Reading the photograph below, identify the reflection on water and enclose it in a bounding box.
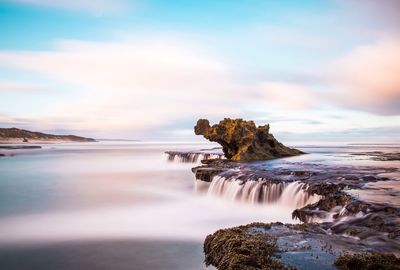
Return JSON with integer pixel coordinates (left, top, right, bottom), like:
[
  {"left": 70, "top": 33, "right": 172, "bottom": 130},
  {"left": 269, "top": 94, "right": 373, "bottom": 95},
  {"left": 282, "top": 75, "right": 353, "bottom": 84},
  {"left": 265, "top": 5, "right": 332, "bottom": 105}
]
[{"left": 0, "top": 142, "right": 399, "bottom": 269}]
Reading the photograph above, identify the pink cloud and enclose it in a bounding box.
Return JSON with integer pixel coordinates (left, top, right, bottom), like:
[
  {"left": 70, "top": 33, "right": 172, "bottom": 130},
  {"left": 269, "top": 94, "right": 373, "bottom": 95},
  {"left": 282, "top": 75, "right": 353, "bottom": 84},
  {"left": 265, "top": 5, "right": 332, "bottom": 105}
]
[
  {"left": 0, "top": 80, "right": 47, "bottom": 93},
  {"left": 258, "top": 82, "right": 315, "bottom": 110},
  {"left": 0, "top": 38, "right": 245, "bottom": 133},
  {"left": 329, "top": 38, "right": 400, "bottom": 114}
]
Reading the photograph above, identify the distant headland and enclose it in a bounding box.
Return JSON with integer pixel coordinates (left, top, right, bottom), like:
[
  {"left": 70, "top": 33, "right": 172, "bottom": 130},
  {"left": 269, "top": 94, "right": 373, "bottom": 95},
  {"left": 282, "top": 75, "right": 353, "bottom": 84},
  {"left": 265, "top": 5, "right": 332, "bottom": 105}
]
[{"left": 0, "top": 128, "right": 96, "bottom": 143}]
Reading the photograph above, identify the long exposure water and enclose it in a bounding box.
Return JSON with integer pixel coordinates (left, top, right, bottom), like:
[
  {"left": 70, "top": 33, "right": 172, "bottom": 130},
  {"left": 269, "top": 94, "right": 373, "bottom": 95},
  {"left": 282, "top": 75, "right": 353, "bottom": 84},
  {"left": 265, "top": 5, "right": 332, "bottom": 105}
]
[{"left": 0, "top": 142, "right": 399, "bottom": 269}]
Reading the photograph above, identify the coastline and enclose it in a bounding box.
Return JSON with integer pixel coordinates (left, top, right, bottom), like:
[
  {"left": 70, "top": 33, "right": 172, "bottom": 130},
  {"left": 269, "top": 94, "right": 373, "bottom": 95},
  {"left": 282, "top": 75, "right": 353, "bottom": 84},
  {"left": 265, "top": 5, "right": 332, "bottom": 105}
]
[{"left": 0, "top": 139, "right": 97, "bottom": 144}]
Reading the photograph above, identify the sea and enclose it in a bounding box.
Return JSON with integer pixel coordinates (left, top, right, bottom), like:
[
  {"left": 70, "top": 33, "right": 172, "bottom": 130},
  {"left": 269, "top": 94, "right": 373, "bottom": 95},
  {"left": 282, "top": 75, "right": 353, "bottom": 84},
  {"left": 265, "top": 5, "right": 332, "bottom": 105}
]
[{"left": 0, "top": 141, "right": 399, "bottom": 269}]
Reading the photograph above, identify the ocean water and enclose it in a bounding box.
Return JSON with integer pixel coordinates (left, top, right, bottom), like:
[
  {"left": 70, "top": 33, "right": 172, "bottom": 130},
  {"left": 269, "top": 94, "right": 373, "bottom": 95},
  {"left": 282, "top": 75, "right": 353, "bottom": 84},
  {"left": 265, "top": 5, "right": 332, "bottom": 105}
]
[{"left": 0, "top": 142, "right": 399, "bottom": 269}]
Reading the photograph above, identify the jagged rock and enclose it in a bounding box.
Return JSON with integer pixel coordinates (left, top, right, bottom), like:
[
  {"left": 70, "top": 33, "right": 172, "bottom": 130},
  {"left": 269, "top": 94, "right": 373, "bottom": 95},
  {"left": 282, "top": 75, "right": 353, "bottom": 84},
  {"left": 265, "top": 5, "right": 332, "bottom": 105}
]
[{"left": 194, "top": 118, "right": 303, "bottom": 161}]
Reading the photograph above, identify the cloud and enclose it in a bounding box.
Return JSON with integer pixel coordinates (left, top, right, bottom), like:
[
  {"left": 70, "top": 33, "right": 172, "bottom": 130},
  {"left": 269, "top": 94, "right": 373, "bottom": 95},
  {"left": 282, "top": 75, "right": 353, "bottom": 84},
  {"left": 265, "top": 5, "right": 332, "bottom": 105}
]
[
  {"left": 328, "top": 38, "right": 400, "bottom": 114},
  {"left": 277, "top": 126, "right": 400, "bottom": 144},
  {"left": 1, "top": 35, "right": 398, "bottom": 140},
  {"left": 250, "top": 24, "right": 336, "bottom": 49},
  {"left": 0, "top": 38, "right": 245, "bottom": 136},
  {"left": 339, "top": 0, "right": 400, "bottom": 31},
  {"left": 260, "top": 37, "right": 400, "bottom": 116},
  {"left": 0, "top": 80, "right": 47, "bottom": 93},
  {"left": 257, "top": 81, "right": 315, "bottom": 110},
  {"left": 8, "top": 0, "right": 130, "bottom": 15}
]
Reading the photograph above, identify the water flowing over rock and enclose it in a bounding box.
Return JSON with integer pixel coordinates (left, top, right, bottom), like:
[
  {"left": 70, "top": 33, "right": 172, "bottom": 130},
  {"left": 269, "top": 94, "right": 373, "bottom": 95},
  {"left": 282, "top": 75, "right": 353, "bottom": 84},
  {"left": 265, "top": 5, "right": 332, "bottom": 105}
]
[
  {"left": 197, "top": 147, "right": 400, "bottom": 269},
  {"left": 194, "top": 118, "right": 303, "bottom": 161},
  {"left": 165, "top": 151, "right": 224, "bottom": 163},
  {"left": 205, "top": 176, "right": 321, "bottom": 208}
]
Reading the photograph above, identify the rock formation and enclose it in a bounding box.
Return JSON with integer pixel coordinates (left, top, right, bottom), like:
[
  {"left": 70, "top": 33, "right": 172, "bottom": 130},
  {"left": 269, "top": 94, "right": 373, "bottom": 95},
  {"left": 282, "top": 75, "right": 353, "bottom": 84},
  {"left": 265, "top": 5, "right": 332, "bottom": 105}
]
[{"left": 194, "top": 118, "right": 303, "bottom": 161}]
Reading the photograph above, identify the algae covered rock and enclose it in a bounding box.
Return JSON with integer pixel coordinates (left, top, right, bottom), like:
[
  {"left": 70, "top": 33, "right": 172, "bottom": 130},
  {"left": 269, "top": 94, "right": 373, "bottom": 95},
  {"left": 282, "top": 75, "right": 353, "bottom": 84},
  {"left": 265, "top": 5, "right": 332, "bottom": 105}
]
[
  {"left": 194, "top": 118, "right": 303, "bottom": 161},
  {"left": 334, "top": 253, "right": 400, "bottom": 270},
  {"left": 204, "top": 224, "right": 296, "bottom": 270}
]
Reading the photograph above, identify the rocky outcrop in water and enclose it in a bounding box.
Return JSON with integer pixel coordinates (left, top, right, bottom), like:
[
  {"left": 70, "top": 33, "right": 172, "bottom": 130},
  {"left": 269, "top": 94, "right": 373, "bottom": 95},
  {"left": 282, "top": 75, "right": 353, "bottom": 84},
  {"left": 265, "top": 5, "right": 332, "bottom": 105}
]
[{"left": 194, "top": 118, "right": 303, "bottom": 161}]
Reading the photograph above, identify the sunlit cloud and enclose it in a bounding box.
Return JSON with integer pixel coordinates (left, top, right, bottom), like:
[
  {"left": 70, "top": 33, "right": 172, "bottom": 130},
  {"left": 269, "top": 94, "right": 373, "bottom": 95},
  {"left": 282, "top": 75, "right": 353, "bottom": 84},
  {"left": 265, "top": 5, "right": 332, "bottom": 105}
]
[
  {"left": 328, "top": 38, "right": 400, "bottom": 114},
  {"left": 1, "top": 0, "right": 400, "bottom": 141},
  {"left": 258, "top": 81, "right": 315, "bottom": 110},
  {"left": 1, "top": 35, "right": 399, "bottom": 140},
  {"left": 0, "top": 38, "right": 246, "bottom": 136}
]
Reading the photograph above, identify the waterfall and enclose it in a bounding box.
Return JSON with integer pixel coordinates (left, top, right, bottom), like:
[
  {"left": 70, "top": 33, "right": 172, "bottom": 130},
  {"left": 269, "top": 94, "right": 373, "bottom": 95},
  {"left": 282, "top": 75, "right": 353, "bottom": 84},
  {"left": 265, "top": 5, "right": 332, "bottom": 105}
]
[
  {"left": 165, "top": 151, "right": 224, "bottom": 163},
  {"left": 205, "top": 176, "right": 321, "bottom": 208}
]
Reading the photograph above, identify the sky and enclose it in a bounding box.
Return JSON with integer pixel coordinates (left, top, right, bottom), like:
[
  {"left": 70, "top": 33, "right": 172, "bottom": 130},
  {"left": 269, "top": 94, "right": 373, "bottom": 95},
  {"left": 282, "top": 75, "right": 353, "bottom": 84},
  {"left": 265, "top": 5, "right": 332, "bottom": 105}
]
[{"left": 0, "top": 0, "right": 399, "bottom": 142}]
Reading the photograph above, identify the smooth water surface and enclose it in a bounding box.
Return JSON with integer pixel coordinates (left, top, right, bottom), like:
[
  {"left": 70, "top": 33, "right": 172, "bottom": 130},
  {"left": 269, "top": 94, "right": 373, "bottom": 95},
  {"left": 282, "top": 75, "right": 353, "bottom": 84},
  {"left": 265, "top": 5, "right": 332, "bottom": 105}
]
[{"left": 0, "top": 142, "right": 399, "bottom": 269}]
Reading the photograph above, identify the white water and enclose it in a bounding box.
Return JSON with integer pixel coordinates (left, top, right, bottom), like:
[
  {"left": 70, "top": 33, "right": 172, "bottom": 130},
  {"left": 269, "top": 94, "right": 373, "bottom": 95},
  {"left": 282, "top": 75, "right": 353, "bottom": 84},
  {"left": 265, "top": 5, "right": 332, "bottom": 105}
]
[
  {"left": 0, "top": 142, "right": 308, "bottom": 247},
  {"left": 165, "top": 152, "right": 224, "bottom": 163},
  {"left": 204, "top": 176, "right": 321, "bottom": 208}
]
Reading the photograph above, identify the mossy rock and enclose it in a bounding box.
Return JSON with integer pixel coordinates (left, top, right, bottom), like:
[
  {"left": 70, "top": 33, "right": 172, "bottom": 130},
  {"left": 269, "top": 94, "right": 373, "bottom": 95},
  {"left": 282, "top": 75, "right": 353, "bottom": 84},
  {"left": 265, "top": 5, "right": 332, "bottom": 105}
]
[
  {"left": 194, "top": 118, "right": 303, "bottom": 162},
  {"left": 334, "top": 253, "right": 400, "bottom": 270},
  {"left": 204, "top": 225, "right": 296, "bottom": 270}
]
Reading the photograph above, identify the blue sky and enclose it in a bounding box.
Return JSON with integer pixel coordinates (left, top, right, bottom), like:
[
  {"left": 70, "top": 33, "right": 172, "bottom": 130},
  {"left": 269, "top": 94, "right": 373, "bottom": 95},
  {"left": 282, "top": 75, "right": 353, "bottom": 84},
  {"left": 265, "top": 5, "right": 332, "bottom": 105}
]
[{"left": 0, "top": 0, "right": 399, "bottom": 142}]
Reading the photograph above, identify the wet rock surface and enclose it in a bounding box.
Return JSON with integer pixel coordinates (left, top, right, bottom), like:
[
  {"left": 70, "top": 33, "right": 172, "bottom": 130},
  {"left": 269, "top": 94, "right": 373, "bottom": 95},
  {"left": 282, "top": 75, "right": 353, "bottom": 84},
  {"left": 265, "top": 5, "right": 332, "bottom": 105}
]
[
  {"left": 204, "top": 223, "right": 296, "bottom": 270},
  {"left": 194, "top": 118, "right": 303, "bottom": 161},
  {"left": 204, "top": 222, "right": 400, "bottom": 270},
  {"left": 0, "top": 145, "right": 42, "bottom": 150},
  {"left": 0, "top": 145, "right": 42, "bottom": 157},
  {"left": 351, "top": 151, "right": 400, "bottom": 161},
  {"left": 190, "top": 149, "right": 400, "bottom": 269},
  {"left": 192, "top": 158, "right": 395, "bottom": 186}
]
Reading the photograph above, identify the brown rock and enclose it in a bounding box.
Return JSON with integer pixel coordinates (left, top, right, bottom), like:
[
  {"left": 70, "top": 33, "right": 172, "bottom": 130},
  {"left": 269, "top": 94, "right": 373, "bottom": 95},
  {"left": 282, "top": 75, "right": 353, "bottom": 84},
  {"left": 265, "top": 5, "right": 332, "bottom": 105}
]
[
  {"left": 194, "top": 118, "right": 303, "bottom": 161},
  {"left": 334, "top": 253, "right": 400, "bottom": 270}
]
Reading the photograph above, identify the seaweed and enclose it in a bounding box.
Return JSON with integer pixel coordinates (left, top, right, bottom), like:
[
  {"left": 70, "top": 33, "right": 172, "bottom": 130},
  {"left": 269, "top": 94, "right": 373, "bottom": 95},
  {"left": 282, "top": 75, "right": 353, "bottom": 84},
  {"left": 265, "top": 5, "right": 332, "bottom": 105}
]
[
  {"left": 204, "top": 225, "right": 296, "bottom": 270},
  {"left": 334, "top": 253, "right": 400, "bottom": 270}
]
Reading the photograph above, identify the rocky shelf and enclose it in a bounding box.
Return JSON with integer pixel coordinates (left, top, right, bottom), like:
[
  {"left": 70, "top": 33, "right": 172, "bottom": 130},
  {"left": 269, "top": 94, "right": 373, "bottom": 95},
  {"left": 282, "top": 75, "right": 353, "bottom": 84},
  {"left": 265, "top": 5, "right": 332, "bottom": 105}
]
[
  {"left": 0, "top": 145, "right": 42, "bottom": 150},
  {"left": 204, "top": 222, "right": 400, "bottom": 270},
  {"left": 192, "top": 151, "right": 400, "bottom": 269}
]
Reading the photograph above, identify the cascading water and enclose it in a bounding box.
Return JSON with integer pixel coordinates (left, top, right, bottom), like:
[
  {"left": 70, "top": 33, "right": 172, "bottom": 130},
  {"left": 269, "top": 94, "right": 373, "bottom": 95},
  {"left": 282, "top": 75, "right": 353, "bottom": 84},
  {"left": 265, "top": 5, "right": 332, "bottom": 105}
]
[
  {"left": 204, "top": 176, "right": 321, "bottom": 208},
  {"left": 165, "top": 151, "right": 224, "bottom": 163}
]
